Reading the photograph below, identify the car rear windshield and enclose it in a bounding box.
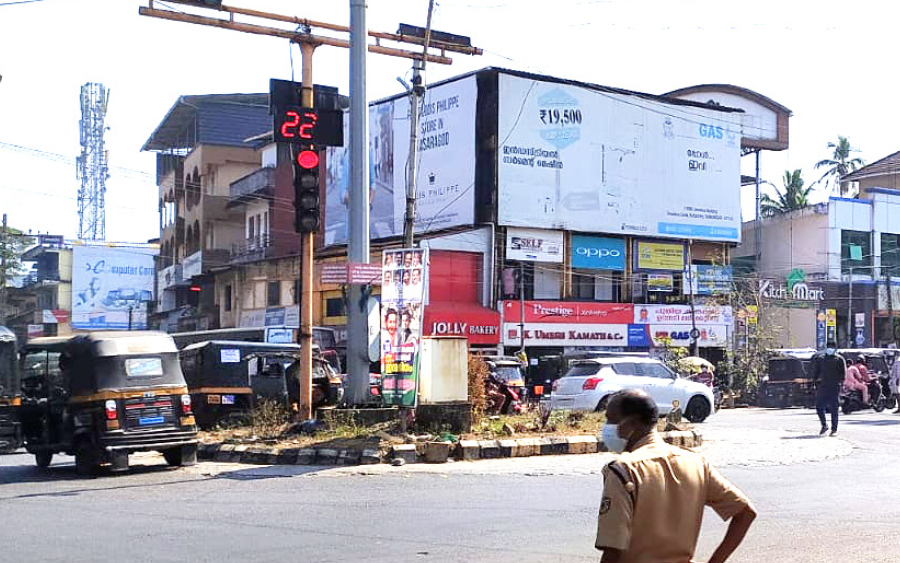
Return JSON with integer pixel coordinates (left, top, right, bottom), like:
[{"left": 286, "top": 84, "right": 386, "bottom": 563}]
[{"left": 565, "top": 363, "right": 606, "bottom": 377}]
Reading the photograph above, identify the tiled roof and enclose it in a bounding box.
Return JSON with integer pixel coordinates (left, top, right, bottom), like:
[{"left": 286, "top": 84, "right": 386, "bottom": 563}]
[{"left": 844, "top": 150, "right": 900, "bottom": 181}]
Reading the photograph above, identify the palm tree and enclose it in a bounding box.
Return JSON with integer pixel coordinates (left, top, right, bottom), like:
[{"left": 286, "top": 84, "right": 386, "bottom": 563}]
[
  {"left": 814, "top": 136, "right": 864, "bottom": 195},
  {"left": 759, "top": 169, "right": 814, "bottom": 217}
]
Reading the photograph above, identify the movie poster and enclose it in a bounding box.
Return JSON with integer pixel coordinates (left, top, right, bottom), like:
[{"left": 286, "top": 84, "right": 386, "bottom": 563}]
[{"left": 380, "top": 248, "right": 428, "bottom": 407}]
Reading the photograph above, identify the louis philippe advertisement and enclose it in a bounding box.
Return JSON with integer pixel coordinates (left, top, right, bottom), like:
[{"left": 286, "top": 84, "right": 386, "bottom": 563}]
[{"left": 380, "top": 248, "right": 428, "bottom": 407}]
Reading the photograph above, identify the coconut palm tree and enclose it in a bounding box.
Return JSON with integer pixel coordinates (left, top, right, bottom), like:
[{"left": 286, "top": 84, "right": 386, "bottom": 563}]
[
  {"left": 814, "top": 136, "right": 864, "bottom": 195},
  {"left": 760, "top": 169, "right": 814, "bottom": 217}
]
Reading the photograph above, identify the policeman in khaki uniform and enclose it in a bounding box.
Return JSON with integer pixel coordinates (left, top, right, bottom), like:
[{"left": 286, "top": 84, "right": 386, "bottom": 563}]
[{"left": 596, "top": 390, "right": 757, "bottom": 563}]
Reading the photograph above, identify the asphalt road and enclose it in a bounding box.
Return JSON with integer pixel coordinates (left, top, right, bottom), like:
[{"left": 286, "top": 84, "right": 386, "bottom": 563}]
[{"left": 2, "top": 407, "right": 899, "bottom": 563}]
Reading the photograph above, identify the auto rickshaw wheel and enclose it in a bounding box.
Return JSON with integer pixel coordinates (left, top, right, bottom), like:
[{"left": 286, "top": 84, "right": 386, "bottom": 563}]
[
  {"left": 34, "top": 451, "right": 53, "bottom": 468},
  {"left": 74, "top": 444, "right": 98, "bottom": 477},
  {"left": 163, "top": 445, "right": 196, "bottom": 467}
]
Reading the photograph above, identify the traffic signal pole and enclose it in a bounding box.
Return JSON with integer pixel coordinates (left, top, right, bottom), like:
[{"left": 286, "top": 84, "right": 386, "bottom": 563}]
[
  {"left": 140, "top": 0, "right": 481, "bottom": 409},
  {"left": 298, "top": 42, "right": 316, "bottom": 420}
]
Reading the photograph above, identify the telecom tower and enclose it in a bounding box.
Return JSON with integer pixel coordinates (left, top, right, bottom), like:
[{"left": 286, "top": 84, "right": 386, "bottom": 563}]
[{"left": 76, "top": 83, "right": 110, "bottom": 241}]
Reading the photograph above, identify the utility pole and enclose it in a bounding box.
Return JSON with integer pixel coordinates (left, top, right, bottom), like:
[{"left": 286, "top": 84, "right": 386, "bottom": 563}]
[
  {"left": 848, "top": 265, "right": 854, "bottom": 349},
  {"left": 402, "top": 0, "right": 435, "bottom": 248},
  {"left": 0, "top": 214, "right": 6, "bottom": 323},
  {"left": 140, "top": 0, "right": 481, "bottom": 409},
  {"left": 346, "top": 0, "right": 370, "bottom": 406}
]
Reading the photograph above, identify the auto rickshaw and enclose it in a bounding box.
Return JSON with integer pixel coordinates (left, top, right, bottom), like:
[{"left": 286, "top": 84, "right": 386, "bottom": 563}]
[
  {"left": 758, "top": 349, "right": 817, "bottom": 408},
  {"left": 19, "top": 332, "right": 198, "bottom": 475},
  {"left": 179, "top": 340, "right": 344, "bottom": 428},
  {"left": 0, "top": 326, "right": 22, "bottom": 452}
]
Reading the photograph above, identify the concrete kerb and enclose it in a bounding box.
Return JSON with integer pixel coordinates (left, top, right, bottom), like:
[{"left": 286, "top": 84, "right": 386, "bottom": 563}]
[{"left": 196, "top": 430, "right": 703, "bottom": 467}]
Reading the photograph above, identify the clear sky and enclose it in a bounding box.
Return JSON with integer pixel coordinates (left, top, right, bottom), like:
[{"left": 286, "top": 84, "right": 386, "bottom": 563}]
[{"left": 1, "top": 0, "right": 897, "bottom": 243}]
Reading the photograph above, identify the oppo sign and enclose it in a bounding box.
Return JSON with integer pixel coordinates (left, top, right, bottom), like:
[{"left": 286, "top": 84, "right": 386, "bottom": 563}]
[{"left": 570, "top": 235, "right": 626, "bottom": 271}]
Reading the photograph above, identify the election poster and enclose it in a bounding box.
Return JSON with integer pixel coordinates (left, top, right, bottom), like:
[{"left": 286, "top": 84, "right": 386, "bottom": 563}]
[{"left": 380, "top": 248, "right": 428, "bottom": 407}]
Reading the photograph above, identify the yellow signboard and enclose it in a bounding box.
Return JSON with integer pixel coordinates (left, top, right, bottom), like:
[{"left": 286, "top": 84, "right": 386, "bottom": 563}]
[
  {"left": 825, "top": 309, "right": 837, "bottom": 327},
  {"left": 635, "top": 241, "right": 686, "bottom": 271},
  {"left": 746, "top": 305, "right": 758, "bottom": 325}
]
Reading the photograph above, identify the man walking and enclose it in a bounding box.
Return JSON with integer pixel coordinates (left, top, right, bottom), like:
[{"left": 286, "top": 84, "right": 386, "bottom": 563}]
[
  {"left": 595, "top": 390, "right": 756, "bottom": 563},
  {"left": 813, "top": 342, "right": 846, "bottom": 436}
]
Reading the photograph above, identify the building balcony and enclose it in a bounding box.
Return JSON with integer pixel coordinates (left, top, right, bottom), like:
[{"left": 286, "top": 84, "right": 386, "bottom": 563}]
[
  {"left": 231, "top": 235, "right": 273, "bottom": 265},
  {"left": 229, "top": 167, "right": 275, "bottom": 203},
  {"left": 182, "top": 249, "right": 232, "bottom": 279}
]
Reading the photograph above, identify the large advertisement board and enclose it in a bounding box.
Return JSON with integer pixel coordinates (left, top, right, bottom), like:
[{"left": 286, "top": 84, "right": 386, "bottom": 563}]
[
  {"left": 380, "top": 248, "right": 428, "bottom": 407},
  {"left": 72, "top": 245, "right": 157, "bottom": 330},
  {"left": 497, "top": 73, "right": 742, "bottom": 242},
  {"left": 324, "top": 76, "right": 477, "bottom": 246}
]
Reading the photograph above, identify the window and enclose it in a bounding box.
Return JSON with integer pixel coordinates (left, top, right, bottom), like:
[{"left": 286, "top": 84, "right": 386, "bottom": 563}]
[
  {"left": 611, "top": 362, "right": 637, "bottom": 375},
  {"left": 293, "top": 279, "right": 300, "bottom": 305},
  {"left": 564, "top": 363, "right": 606, "bottom": 377},
  {"left": 642, "top": 362, "right": 675, "bottom": 379},
  {"left": 267, "top": 281, "right": 281, "bottom": 307},
  {"left": 533, "top": 265, "right": 561, "bottom": 299},
  {"left": 842, "top": 230, "right": 872, "bottom": 274},
  {"left": 572, "top": 269, "right": 618, "bottom": 301},
  {"left": 248, "top": 216, "right": 255, "bottom": 243},
  {"left": 882, "top": 233, "right": 900, "bottom": 274},
  {"left": 125, "top": 358, "right": 164, "bottom": 377},
  {"left": 325, "top": 297, "right": 346, "bottom": 317},
  {"left": 224, "top": 285, "right": 232, "bottom": 312}
]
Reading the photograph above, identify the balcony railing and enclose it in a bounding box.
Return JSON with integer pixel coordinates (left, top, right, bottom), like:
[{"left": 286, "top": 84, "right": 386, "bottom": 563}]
[
  {"left": 231, "top": 235, "right": 272, "bottom": 264},
  {"left": 230, "top": 167, "right": 275, "bottom": 200}
]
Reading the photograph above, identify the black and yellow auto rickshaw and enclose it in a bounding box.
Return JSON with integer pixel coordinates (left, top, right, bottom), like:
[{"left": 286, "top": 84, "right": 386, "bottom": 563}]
[
  {"left": 0, "top": 326, "right": 22, "bottom": 452},
  {"left": 179, "top": 340, "right": 344, "bottom": 428},
  {"left": 758, "top": 349, "right": 817, "bottom": 408},
  {"left": 19, "top": 331, "right": 198, "bottom": 475}
]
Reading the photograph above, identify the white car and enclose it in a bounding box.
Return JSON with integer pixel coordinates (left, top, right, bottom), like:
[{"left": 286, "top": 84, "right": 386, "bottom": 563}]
[{"left": 549, "top": 357, "right": 715, "bottom": 422}]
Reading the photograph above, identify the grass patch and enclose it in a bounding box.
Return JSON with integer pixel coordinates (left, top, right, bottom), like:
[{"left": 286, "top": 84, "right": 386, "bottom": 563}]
[{"left": 469, "top": 410, "right": 606, "bottom": 440}]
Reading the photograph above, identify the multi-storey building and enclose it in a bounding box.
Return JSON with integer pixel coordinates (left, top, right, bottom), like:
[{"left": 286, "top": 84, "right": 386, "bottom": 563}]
[
  {"left": 4, "top": 236, "right": 73, "bottom": 341},
  {"left": 144, "top": 93, "right": 269, "bottom": 331}
]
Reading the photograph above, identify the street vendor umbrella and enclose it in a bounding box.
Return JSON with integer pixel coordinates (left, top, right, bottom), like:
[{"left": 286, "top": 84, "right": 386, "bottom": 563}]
[{"left": 676, "top": 356, "right": 715, "bottom": 374}]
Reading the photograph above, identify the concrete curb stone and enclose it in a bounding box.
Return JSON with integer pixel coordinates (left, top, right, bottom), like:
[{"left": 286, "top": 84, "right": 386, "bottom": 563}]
[
  {"left": 196, "top": 428, "right": 703, "bottom": 467},
  {"left": 478, "top": 440, "right": 501, "bottom": 459},
  {"left": 390, "top": 444, "right": 418, "bottom": 464}
]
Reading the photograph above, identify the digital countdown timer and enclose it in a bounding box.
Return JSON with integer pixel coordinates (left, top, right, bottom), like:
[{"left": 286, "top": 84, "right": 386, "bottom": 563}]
[{"left": 273, "top": 107, "right": 344, "bottom": 147}]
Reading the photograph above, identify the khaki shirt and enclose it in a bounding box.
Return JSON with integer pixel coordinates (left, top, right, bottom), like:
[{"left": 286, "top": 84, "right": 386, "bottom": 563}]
[{"left": 595, "top": 432, "right": 753, "bottom": 563}]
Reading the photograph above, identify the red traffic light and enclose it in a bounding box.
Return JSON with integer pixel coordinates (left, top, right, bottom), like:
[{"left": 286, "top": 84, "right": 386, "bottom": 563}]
[{"left": 297, "top": 150, "right": 319, "bottom": 169}]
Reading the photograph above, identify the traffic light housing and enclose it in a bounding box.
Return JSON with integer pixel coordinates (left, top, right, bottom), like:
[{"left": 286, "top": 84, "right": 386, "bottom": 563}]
[{"left": 294, "top": 147, "right": 321, "bottom": 233}]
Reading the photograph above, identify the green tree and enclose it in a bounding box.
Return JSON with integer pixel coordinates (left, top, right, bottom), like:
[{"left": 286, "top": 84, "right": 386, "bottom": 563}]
[
  {"left": 0, "top": 222, "right": 33, "bottom": 322},
  {"left": 759, "top": 169, "right": 814, "bottom": 217},
  {"left": 814, "top": 136, "right": 865, "bottom": 195}
]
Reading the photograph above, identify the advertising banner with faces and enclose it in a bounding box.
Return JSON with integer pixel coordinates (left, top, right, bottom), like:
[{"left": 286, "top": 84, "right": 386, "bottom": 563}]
[{"left": 380, "top": 248, "right": 428, "bottom": 407}]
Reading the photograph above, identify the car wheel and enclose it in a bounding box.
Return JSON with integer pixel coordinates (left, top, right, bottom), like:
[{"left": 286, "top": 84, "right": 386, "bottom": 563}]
[
  {"left": 595, "top": 395, "right": 609, "bottom": 413},
  {"left": 685, "top": 396, "right": 711, "bottom": 423},
  {"left": 34, "top": 451, "right": 53, "bottom": 468}
]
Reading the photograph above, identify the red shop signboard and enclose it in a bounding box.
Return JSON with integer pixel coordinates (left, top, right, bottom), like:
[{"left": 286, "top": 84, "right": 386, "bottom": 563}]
[
  {"left": 423, "top": 303, "right": 501, "bottom": 345},
  {"left": 501, "top": 300, "right": 634, "bottom": 325}
]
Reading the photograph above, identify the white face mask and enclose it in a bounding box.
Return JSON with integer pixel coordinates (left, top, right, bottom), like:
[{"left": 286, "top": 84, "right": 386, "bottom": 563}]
[
  {"left": 825, "top": 348, "right": 836, "bottom": 356},
  {"left": 602, "top": 423, "right": 629, "bottom": 454}
]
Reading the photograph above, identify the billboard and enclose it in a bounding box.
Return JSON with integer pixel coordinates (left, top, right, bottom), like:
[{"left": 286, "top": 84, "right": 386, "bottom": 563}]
[
  {"left": 506, "top": 228, "right": 564, "bottom": 262},
  {"left": 324, "top": 75, "right": 477, "bottom": 245},
  {"left": 497, "top": 73, "right": 742, "bottom": 242},
  {"left": 72, "top": 245, "right": 157, "bottom": 330},
  {"left": 570, "top": 235, "right": 626, "bottom": 271},
  {"left": 380, "top": 248, "right": 428, "bottom": 407}
]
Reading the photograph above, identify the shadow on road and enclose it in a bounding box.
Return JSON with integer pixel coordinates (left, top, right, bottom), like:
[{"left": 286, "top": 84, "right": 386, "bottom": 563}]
[
  {"left": 0, "top": 453, "right": 341, "bottom": 498},
  {"left": 779, "top": 434, "right": 824, "bottom": 440},
  {"left": 840, "top": 418, "right": 900, "bottom": 427}
]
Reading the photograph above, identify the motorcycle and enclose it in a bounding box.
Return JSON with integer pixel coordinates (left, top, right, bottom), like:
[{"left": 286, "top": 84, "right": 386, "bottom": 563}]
[
  {"left": 840, "top": 374, "right": 895, "bottom": 414},
  {"left": 485, "top": 373, "right": 523, "bottom": 415}
]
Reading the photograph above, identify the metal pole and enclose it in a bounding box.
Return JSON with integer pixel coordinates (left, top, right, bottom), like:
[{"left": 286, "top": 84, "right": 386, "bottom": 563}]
[
  {"left": 347, "top": 0, "right": 371, "bottom": 405},
  {"left": 848, "top": 266, "right": 854, "bottom": 348},
  {"left": 519, "top": 262, "right": 525, "bottom": 353},
  {"left": 687, "top": 241, "right": 698, "bottom": 357},
  {"left": 297, "top": 43, "right": 316, "bottom": 420},
  {"left": 402, "top": 0, "right": 435, "bottom": 248},
  {"left": 754, "top": 150, "right": 761, "bottom": 272}
]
